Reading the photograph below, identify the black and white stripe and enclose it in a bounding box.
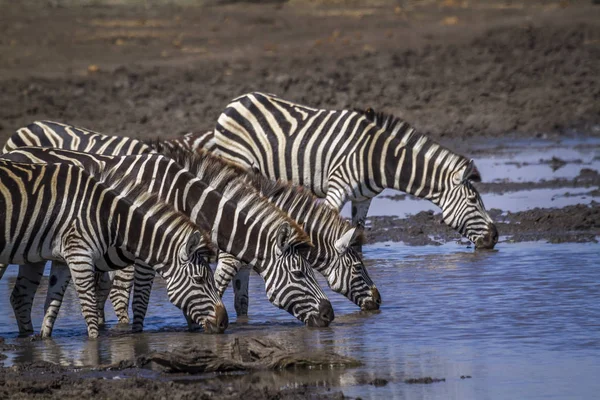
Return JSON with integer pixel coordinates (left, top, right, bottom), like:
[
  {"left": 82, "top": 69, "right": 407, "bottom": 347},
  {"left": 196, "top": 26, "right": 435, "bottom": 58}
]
[
  {"left": 1, "top": 146, "right": 334, "bottom": 328},
  {"left": 214, "top": 92, "right": 498, "bottom": 249},
  {"left": 0, "top": 159, "right": 225, "bottom": 338},
  {"left": 152, "top": 143, "right": 382, "bottom": 314}
]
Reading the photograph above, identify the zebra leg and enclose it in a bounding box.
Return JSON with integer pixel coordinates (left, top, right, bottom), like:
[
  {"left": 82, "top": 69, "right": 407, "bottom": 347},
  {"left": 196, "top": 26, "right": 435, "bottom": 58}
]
[
  {"left": 10, "top": 262, "right": 46, "bottom": 337},
  {"left": 66, "top": 259, "right": 100, "bottom": 338},
  {"left": 41, "top": 261, "right": 72, "bottom": 338},
  {"left": 232, "top": 265, "right": 251, "bottom": 318},
  {"left": 131, "top": 263, "right": 155, "bottom": 333},
  {"left": 214, "top": 252, "right": 243, "bottom": 297},
  {"left": 351, "top": 199, "right": 372, "bottom": 253},
  {"left": 95, "top": 271, "right": 113, "bottom": 326},
  {"left": 214, "top": 252, "right": 251, "bottom": 317},
  {"left": 0, "top": 263, "right": 7, "bottom": 280},
  {"left": 109, "top": 266, "right": 134, "bottom": 324}
]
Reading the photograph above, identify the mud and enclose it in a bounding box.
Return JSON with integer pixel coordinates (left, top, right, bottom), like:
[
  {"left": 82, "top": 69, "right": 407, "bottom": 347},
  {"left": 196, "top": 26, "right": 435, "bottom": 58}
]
[
  {"left": 1, "top": 337, "right": 356, "bottom": 399},
  {"left": 133, "top": 337, "right": 361, "bottom": 373},
  {"left": 1, "top": 0, "right": 599, "bottom": 398},
  {"left": 1, "top": 0, "right": 599, "bottom": 143},
  {"left": 367, "top": 203, "right": 599, "bottom": 246}
]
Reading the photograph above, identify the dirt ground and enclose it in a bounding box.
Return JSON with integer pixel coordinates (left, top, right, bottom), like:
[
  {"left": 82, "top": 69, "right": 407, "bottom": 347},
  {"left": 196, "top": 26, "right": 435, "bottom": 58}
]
[{"left": 0, "top": 0, "right": 599, "bottom": 398}]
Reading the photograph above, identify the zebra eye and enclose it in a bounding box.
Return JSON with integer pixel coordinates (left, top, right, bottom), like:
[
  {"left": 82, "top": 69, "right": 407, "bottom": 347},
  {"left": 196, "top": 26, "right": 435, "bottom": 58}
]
[
  {"left": 291, "top": 270, "right": 305, "bottom": 279},
  {"left": 352, "top": 264, "right": 363, "bottom": 273},
  {"left": 193, "top": 275, "right": 206, "bottom": 285},
  {"left": 467, "top": 194, "right": 478, "bottom": 205}
]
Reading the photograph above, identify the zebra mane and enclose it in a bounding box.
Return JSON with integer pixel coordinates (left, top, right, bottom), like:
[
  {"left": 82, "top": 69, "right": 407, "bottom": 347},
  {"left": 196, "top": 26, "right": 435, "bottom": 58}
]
[
  {"left": 149, "top": 141, "right": 362, "bottom": 249},
  {"left": 97, "top": 163, "right": 214, "bottom": 255},
  {"left": 354, "top": 107, "right": 472, "bottom": 172},
  {"left": 145, "top": 139, "right": 313, "bottom": 248}
]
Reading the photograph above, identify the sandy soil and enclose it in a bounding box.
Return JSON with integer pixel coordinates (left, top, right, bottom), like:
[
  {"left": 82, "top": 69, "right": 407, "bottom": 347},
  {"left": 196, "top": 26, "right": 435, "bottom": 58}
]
[{"left": 0, "top": 0, "right": 599, "bottom": 398}]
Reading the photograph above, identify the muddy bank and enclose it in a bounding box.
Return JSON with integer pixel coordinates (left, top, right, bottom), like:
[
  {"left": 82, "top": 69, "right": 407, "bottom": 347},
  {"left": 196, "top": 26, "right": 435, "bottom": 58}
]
[
  {"left": 367, "top": 203, "right": 600, "bottom": 246},
  {"left": 0, "top": 337, "right": 358, "bottom": 399},
  {"left": 0, "top": 365, "right": 347, "bottom": 400},
  {"left": 1, "top": 1, "right": 599, "bottom": 144}
]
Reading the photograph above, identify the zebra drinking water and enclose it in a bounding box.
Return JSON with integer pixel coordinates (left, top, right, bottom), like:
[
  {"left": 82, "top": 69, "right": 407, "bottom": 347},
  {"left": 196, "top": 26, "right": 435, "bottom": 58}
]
[
  {"left": 1, "top": 146, "right": 334, "bottom": 332},
  {"left": 0, "top": 160, "right": 225, "bottom": 338},
  {"left": 212, "top": 92, "right": 498, "bottom": 249},
  {"left": 149, "top": 142, "right": 382, "bottom": 316}
]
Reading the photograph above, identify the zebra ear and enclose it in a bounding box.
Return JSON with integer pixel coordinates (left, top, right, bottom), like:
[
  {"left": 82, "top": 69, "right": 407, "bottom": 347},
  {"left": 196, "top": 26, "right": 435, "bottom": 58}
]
[
  {"left": 185, "top": 231, "right": 203, "bottom": 257},
  {"left": 334, "top": 227, "right": 358, "bottom": 254},
  {"left": 462, "top": 160, "right": 482, "bottom": 183},
  {"left": 276, "top": 222, "right": 292, "bottom": 254}
]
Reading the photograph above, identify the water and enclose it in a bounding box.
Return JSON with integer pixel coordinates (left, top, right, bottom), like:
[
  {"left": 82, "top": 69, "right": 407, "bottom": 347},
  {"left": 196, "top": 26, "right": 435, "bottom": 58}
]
[
  {"left": 340, "top": 137, "right": 600, "bottom": 218},
  {"left": 1, "top": 242, "right": 599, "bottom": 399}
]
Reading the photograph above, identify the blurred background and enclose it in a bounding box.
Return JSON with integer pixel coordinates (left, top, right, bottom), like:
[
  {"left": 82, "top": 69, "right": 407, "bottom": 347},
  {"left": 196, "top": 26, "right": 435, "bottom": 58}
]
[{"left": 1, "top": 0, "right": 598, "bottom": 143}]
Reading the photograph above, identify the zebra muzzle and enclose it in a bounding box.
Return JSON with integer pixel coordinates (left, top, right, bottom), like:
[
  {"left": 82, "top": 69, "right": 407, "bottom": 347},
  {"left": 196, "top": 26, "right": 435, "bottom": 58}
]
[
  {"left": 204, "top": 303, "right": 229, "bottom": 334},
  {"left": 361, "top": 287, "right": 382, "bottom": 311},
  {"left": 306, "top": 299, "right": 335, "bottom": 327},
  {"left": 475, "top": 223, "right": 499, "bottom": 250}
]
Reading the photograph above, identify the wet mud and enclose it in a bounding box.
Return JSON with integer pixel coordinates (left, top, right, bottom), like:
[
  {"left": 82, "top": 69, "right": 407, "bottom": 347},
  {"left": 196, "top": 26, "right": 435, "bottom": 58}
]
[{"left": 1, "top": 0, "right": 599, "bottom": 398}]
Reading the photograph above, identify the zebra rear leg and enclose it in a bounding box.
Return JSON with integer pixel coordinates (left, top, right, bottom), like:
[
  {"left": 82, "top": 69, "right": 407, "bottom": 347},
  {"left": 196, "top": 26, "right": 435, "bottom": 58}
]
[
  {"left": 109, "top": 266, "right": 134, "bottom": 324},
  {"left": 351, "top": 199, "right": 372, "bottom": 254},
  {"left": 95, "top": 271, "right": 113, "bottom": 326},
  {"left": 10, "top": 262, "right": 46, "bottom": 337},
  {"left": 65, "top": 258, "right": 101, "bottom": 338},
  {"left": 131, "top": 263, "right": 155, "bottom": 333},
  {"left": 41, "top": 261, "right": 72, "bottom": 338}
]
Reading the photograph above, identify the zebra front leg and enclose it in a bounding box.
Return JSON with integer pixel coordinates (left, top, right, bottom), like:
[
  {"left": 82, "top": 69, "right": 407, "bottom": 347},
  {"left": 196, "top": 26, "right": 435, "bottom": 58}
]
[
  {"left": 41, "top": 261, "right": 72, "bottom": 338},
  {"left": 351, "top": 199, "right": 372, "bottom": 253},
  {"left": 131, "top": 263, "right": 155, "bottom": 333},
  {"left": 233, "top": 265, "right": 251, "bottom": 318},
  {"left": 95, "top": 271, "right": 113, "bottom": 326},
  {"left": 214, "top": 252, "right": 248, "bottom": 317},
  {"left": 10, "top": 262, "right": 46, "bottom": 337},
  {"left": 0, "top": 263, "right": 7, "bottom": 280},
  {"left": 109, "top": 266, "right": 134, "bottom": 324}
]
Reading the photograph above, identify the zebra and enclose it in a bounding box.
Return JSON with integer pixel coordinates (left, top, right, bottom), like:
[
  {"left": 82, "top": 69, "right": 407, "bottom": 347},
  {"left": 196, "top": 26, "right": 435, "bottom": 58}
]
[
  {"left": 4, "top": 123, "right": 381, "bottom": 320},
  {"left": 0, "top": 159, "right": 226, "bottom": 338},
  {"left": 2, "top": 120, "right": 154, "bottom": 155},
  {"left": 1, "top": 120, "right": 157, "bottom": 324},
  {"left": 212, "top": 92, "right": 498, "bottom": 249},
  {"left": 0, "top": 146, "right": 334, "bottom": 332},
  {"left": 150, "top": 141, "right": 382, "bottom": 316}
]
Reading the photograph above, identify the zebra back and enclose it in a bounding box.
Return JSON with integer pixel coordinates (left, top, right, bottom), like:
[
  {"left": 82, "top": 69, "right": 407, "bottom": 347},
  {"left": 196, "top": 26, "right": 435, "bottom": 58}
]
[{"left": 3, "top": 120, "right": 154, "bottom": 155}]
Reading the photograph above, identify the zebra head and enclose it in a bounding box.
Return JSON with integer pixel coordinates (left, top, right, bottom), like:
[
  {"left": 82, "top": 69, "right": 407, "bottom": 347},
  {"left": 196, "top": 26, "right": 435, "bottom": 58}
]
[
  {"left": 166, "top": 231, "right": 229, "bottom": 334},
  {"left": 259, "top": 222, "right": 335, "bottom": 327},
  {"left": 320, "top": 227, "right": 381, "bottom": 311},
  {"left": 437, "top": 160, "right": 498, "bottom": 249}
]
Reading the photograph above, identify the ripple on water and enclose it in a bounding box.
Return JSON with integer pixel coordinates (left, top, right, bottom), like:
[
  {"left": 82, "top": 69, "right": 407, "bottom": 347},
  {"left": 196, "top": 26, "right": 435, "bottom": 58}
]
[{"left": 1, "top": 241, "right": 599, "bottom": 399}]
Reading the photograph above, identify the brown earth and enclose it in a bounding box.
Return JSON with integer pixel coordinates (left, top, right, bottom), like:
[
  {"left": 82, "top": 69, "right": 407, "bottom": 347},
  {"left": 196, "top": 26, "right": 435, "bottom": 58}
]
[{"left": 1, "top": 0, "right": 599, "bottom": 398}]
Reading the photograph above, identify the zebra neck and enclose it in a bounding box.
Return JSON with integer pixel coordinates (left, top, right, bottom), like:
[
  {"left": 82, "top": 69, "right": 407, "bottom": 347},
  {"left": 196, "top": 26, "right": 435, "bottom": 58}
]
[
  {"left": 109, "top": 193, "right": 183, "bottom": 273},
  {"left": 264, "top": 185, "right": 344, "bottom": 268},
  {"left": 381, "top": 127, "right": 468, "bottom": 202}
]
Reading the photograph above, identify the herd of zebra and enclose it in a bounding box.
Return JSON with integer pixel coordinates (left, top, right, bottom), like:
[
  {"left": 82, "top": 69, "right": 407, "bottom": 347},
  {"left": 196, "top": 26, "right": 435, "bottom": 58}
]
[{"left": 0, "top": 91, "right": 498, "bottom": 338}]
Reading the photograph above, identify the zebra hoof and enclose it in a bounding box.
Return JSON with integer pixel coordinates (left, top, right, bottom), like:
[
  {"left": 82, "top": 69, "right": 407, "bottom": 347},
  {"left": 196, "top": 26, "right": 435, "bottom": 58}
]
[
  {"left": 87, "top": 329, "right": 99, "bottom": 339},
  {"left": 17, "top": 330, "right": 34, "bottom": 338},
  {"left": 131, "top": 324, "right": 144, "bottom": 333}
]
